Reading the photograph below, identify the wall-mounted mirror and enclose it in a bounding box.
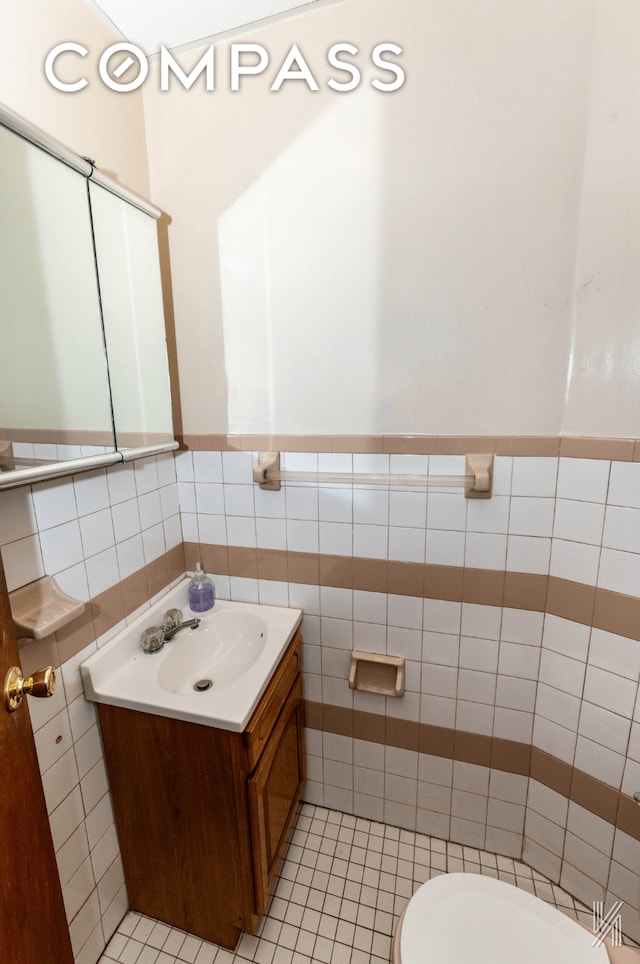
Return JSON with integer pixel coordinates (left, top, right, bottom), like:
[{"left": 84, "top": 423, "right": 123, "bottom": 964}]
[{"left": 0, "top": 105, "right": 176, "bottom": 489}]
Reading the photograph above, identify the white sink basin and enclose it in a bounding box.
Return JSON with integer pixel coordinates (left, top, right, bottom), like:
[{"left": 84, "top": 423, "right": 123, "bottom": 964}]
[{"left": 81, "top": 579, "right": 302, "bottom": 731}]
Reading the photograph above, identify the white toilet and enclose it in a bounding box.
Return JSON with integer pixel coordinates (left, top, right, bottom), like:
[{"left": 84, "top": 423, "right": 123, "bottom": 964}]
[{"left": 392, "top": 872, "right": 614, "bottom": 964}]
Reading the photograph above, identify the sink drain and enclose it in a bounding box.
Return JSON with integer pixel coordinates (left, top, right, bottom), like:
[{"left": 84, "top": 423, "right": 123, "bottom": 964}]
[{"left": 194, "top": 679, "right": 213, "bottom": 692}]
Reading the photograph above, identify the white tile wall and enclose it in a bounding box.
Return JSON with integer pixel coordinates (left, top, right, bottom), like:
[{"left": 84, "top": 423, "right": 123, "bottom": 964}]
[{"left": 7, "top": 448, "right": 640, "bottom": 958}]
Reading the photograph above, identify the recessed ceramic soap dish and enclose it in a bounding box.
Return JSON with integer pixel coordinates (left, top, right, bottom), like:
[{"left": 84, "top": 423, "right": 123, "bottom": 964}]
[
  {"left": 349, "top": 651, "right": 405, "bottom": 697},
  {"left": 9, "top": 575, "right": 85, "bottom": 639}
]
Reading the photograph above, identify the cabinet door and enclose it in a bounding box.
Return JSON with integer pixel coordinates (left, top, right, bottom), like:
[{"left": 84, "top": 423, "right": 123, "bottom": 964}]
[{"left": 248, "top": 677, "right": 305, "bottom": 916}]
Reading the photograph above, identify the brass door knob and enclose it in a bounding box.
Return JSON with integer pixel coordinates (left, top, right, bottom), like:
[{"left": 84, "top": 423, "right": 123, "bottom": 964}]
[{"left": 4, "top": 665, "right": 56, "bottom": 713}]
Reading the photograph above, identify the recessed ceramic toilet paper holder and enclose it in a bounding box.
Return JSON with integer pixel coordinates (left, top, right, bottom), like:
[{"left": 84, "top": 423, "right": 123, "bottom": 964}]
[{"left": 349, "top": 651, "right": 405, "bottom": 697}]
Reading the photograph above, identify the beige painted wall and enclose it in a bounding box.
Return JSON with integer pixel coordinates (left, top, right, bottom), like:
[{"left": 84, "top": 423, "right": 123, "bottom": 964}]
[
  {"left": 0, "top": 0, "right": 149, "bottom": 195},
  {"left": 144, "top": 0, "right": 640, "bottom": 437}
]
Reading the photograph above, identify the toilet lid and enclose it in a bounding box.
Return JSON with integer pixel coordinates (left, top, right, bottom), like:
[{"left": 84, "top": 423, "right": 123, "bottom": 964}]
[{"left": 400, "top": 873, "right": 609, "bottom": 964}]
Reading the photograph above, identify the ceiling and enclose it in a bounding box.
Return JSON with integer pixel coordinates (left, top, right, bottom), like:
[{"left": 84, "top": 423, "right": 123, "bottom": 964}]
[{"left": 91, "top": 0, "right": 320, "bottom": 55}]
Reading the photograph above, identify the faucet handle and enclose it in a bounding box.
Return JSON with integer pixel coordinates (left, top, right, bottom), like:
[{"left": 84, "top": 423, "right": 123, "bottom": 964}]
[
  {"left": 141, "top": 626, "right": 164, "bottom": 654},
  {"left": 162, "top": 608, "right": 183, "bottom": 631}
]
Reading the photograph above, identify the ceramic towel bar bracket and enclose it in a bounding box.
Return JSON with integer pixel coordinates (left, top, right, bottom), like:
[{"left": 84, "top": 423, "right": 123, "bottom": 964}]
[{"left": 252, "top": 451, "right": 494, "bottom": 498}]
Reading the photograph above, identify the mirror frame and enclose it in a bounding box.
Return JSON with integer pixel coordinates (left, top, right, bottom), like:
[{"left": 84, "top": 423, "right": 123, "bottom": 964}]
[{"left": 0, "top": 103, "right": 177, "bottom": 491}]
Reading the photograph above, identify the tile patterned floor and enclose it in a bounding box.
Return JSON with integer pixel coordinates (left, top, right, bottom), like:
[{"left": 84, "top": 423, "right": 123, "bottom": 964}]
[{"left": 99, "top": 803, "right": 601, "bottom": 964}]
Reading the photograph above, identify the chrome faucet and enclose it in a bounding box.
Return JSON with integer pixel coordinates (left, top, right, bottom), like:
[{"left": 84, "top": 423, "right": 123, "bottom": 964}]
[
  {"left": 141, "top": 609, "right": 201, "bottom": 654},
  {"left": 163, "top": 617, "right": 201, "bottom": 641}
]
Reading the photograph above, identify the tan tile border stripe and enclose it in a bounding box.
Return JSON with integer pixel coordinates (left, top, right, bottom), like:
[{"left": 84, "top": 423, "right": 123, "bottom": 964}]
[
  {"left": 177, "top": 433, "right": 640, "bottom": 461},
  {"left": 185, "top": 542, "right": 640, "bottom": 643},
  {"left": 307, "top": 701, "right": 640, "bottom": 842}
]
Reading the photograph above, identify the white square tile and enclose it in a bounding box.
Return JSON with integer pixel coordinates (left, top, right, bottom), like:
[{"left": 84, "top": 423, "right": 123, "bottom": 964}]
[
  {"left": 498, "top": 641, "right": 540, "bottom": 679},
  {"left": 532, "top": 716, "right": 576, "bottom": 765},
  {"left": 464, "top": 532, "right": 507, "bottom": 570},
  {"left": 353, "top": 487, "right": 389, "bottom": 526},
  {"left": 41, "top": 749, "right": 79, "bottom": 815},
  {"left": 538, "top": 649, "right": 585, "bottom": 698},
  {"left": 509, "top": 497, "right": 555, "bottom": 537},
  {"left": 226, "top": 515, "right": 256, "bottom": 547},
  {"left": 84, "top": 547, "right": 119, "bottom": 597},
  {"left": 116, "top": 535, "right": 145, "bottom": 580},
  {"left": 197, "top": 513, "right": 226, "bottom": 544},
  {"left": 535, "top": 682, "right": 580, "bottom": 730},
  {"left": 32, "top": 478, "right": 78, "bottom": 530},
  {"left": 142, "top": 524, "right": 166, "bottom": 563},
  {"left": 159, "top": 484, "right": 179, "bottom": 520},
  {"left": 500, "top": 608, "right": 544, "bottom": 646},
  {"left": 320, "top": 587, "right": 353, "bottom": 620},
  {"left": 495, "top": 675, "right": 536, "bottom": 711},
  {"left": 353, "top": 524, "right": 387, "bottom": 559},
  {"left": 603, "top": 505, "right": 640, "bottom": 553},
  {"left": 461, "top": 603, "right": 502, "bottom": 640},
  {"left": 422, "top": 631, "right": 459, "bottom": 666},
  {"left": 387, "top": 625, "right": 421, "bottom": 660},
  {"left": 40, "top": 521, "right": 84, "bottom": 574},
  {"left": 588, "top": 627, "right": 640, "bottom": 681},
  {"left": 455, "top": 700, "right": 494, "bottom": 735},
  {"left": 505, "top": 535, "right": 551, "bottom": 574},
  {"left": 511, "top": 458, "right": 558, "bottom": 498},
  {"left": 457, "top": 669, "right": 496, "bottom": 705},
  {"left": 256, "top": 517, "right": 287, "bottom": 550},
  {"left": 138, "top": 491, "right": 162, "bottom": 530},
  {"left": 598, "top": 547, "right": 640, "bottom": 596},
  {"left": 460, "top": 636, "right": 499, "bottom": 673},
  {"left": 426, "top": 529, "right": 465, "bottom": 566},
  {"left": 107, "top": 463, "right": 137, "bottom": 503},
  {"left": 427, "top": 492, "right": 467, "bottom": 530},
  {"left": 177, "top": 482, "right": 196, "bottom": 514},
  {"left": 574, "top": 735, "right": 624, "bottom": 787},
  {"left": 111, "top": 499, "right": 141, "bottom": 543},
  {"left": 466, "top": 496, "right": 510, "bottom": 534},
  {"left": 253, "top": 484, "right": 286, "bottom": 519},
  {"left": 80, "top": 508, "right": 115, "bottom": 558},
  {"left": 352, "top": 589, "right": 386, "bottom": 624},
  {"left": 557, "top": 458, "right": 610, "bottom": 504},
  {"left": 134, "top": 457, "right": 159, "bottom": 495},
  {"left": 608, "top": 461, "right": 640, "bottom": 509},
  {"left": 74, "top": 470, "right": 110, "bottom": 517},
  {"left": 388, "top": 490, "right": 426, "bottom": 528},
  {"left": 549, "top": 538, "right": 600, "bottom": 585},
  {"left": 553, "top": 499, "right": 605, "bottom": 545},
  {"left": 319, "top": 486, "right": 352, "bottom": 523},
  {"left": 222, "top": 484, "right": 255, "bottom": 517},
  {"left": 388, "top": 526, "right": 425, "bottom": 563},
  {"left": 221, "top": 451, "right": 252, "bottom": 484},
  {"left": 318, "top": 521, "right": 349, "bottom": 555},
  {"left": 583, "top": 664, "right": 636, "bottom": 718},
  {"left": 193, "top": 451, "right": 223, "bottom": 483},
  {"left": 0, "top": 487, "right": 38, "bottom": 543},
  {"left": 286, "top": 485, "right": 318, "bottom": 521},
  {"left": 283, "top": 452, "right": 318, "bottom": 472},
  {"left": 419, "top": 694, "right": 456, "bottom": 728},
  {"left": 194, "top": 482, "right": 224, "bottom": 515},
  {"left": 1, "top": 535, "right": 45, "bottom": 591},
  {"left": 542, "top": 614, "right": 590, "bottom": 660},
  {"left": 578, "top": 701, "right": 630, "bottom": 755},
  {"left": 423, "top": 599, "right": 461, "bottom": 634},
  {"left": 388, "top": 594, "right": 423, "bottom": 630}
]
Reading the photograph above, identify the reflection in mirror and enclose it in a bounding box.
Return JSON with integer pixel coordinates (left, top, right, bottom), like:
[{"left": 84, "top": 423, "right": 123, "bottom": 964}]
[
  {"left": 0, "top": 124, "right": 116, "bottom": 471},
  {"left": 89, "top": 182, "right": 174, "bottom": 449}
]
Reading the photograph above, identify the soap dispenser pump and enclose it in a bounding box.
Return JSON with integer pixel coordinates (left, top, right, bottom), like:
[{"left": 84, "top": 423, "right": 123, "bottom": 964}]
[{"left": 188, "top": 562, "right": 215, "bottom": 613}]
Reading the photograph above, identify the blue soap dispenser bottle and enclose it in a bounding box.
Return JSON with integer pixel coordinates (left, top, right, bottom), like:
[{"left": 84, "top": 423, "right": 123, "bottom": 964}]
[{"left": 188, "top": 562, "right": 215, "bottom": 612}]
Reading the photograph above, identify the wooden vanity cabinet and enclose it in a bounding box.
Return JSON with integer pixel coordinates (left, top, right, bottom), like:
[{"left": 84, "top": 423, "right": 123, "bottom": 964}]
[{"left": 97, "top": 632, "right": 304, "bottom": 950}]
